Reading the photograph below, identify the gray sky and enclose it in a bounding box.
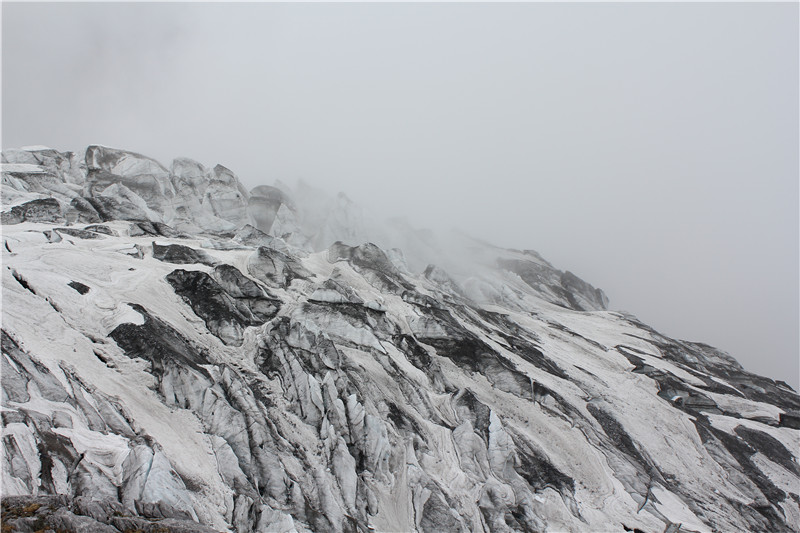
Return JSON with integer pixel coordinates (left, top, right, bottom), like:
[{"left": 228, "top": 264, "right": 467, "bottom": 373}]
[{"left": 3, "top": 2, "right": 798, "bottom": 388}]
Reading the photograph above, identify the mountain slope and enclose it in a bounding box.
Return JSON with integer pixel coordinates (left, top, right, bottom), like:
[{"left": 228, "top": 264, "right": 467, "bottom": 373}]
[{"left": 2, "top": 145, "right": 798, "bottom": 533}]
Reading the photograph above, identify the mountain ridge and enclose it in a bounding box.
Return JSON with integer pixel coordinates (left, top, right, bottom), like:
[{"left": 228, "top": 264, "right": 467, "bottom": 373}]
[{"left": 1, "top": 144, "right": 798, "bottom": 533}]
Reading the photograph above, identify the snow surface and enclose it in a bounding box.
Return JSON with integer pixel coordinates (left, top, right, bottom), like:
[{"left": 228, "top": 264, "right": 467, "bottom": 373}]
[{"left": 2, "top": 144, "right": 798, "bottom": 533}]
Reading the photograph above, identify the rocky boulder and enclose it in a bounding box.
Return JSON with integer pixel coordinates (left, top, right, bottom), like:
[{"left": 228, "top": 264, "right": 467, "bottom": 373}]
[{"left": 1, "top": 198, "right": 64, "bottom": 225}]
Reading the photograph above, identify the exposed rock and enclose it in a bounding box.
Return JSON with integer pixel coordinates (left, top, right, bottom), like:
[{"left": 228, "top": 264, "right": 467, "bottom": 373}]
[
  {"left": 497, "top": 256, "right": 609, "bottom": 311},
  {"left": 55, "top": 227, "right": 105, "bottom": 240},
  {"left": 84, "top": 224, "right": 116, "bottom": 235},
  {"left": 779, "top": 411, "right": 800, "bottom": 430},
  {"left": 68, "top": 281, "right": 91, "bottom": 294},
  {"left": 166, "top": 268, "right": 280, "bottom": 346},
  {"left": 1, "top": 198, "right": 63, "bottom": 225},
  {"left": 129, "top": 221, "right": 186, "bottom": 238},
  {"left": 561, "top": 270, "right": 609, "bottom": 311},
  {"left": 152, "top": 242, "right": 217, "bottom": 266},
  {"left": 0, "top": 495, "right": 218, "bottom": 533},
  {"left": 109, "top": 304, "right": 210, "bottom": 372},
  {"left": 86, "top": 194, "right": 152, "bottom": 222},
  {"left": 67, "top": 197, "right": 103, "bottom": 224}
]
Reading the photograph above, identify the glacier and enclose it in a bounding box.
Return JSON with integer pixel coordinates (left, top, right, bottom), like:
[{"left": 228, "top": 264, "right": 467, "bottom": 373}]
[{"left": 1, "top": 145, "right": 798, "bottom": 532}]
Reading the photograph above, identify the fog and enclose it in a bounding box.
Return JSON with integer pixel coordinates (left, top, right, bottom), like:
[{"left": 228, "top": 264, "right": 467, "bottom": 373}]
[{"left": 3, "top": 3, "right": 798, "bottom": 388}]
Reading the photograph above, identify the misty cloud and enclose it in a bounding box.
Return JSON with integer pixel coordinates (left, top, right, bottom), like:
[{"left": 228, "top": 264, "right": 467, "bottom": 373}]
[{"left": 2, "top": 2, "right": 797, "bottom": 387}]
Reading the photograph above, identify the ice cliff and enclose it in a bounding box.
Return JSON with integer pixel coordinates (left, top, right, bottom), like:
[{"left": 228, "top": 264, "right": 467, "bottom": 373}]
[{"left": 1, "top": 145, "right": 798, "bottom": 533}]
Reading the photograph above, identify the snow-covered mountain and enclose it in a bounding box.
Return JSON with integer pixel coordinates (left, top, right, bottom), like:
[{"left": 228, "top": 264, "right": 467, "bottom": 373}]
[{"left": 2, "top": 145, "right": 798, "bottom": 533}]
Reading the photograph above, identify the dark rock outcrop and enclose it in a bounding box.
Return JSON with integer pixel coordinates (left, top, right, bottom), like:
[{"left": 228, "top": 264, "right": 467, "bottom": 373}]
[
  {"left": 68, "top": 281, "right": 91, "bottom": 294},
  {"left": 86, "top": 194, "right": 152, "bottom": 222},
  {"left": 152, "top": 242, "right": 217, "bottom": 266},
  {"left": 561, "top": 270, "right": 609, "bottom": 311},
  {"left": 55, "top": 227, "right": 105, "bottom": 240},
  {"left": 109, "top": 304, "right": 211, "bottom": 372},
  {"left": 497, "top": 257, "right": 608, "bottom": 311},
  {"left": 166, "top": 268, "right": 280, "bottom": 346},
  {"left": 1, "top": 495, "right": 218, "bottom": 533},
  {"left": 1, "top": 198, "right": 63, "bottom": 225}
]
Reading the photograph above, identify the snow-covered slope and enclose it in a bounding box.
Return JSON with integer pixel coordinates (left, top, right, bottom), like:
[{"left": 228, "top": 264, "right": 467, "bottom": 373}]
[{"left": 2, "top": 146, "right": 798, "bottom": 533}]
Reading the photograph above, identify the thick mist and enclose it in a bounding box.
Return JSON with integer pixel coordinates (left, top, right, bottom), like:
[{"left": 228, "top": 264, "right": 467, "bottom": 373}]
[{"left": 2, "top": 3, "right": 798, "bottom": 388}]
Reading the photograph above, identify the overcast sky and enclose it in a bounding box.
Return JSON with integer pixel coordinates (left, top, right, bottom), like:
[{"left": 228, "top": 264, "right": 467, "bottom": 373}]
[{"left": 3, "top": 2, "right": 798, "bottom": 388}]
